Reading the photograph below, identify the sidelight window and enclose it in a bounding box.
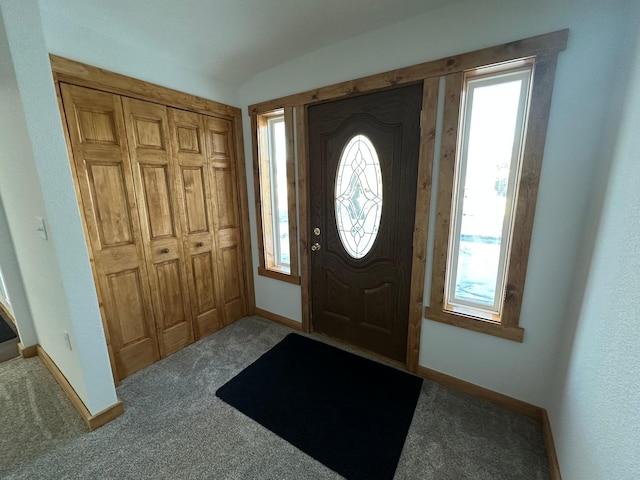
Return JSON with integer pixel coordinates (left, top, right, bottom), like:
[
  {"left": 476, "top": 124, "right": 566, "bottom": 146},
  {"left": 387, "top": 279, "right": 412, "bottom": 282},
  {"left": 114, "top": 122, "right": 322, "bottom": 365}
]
[
  {"left": 253, "top": 109, "right": 300, "bottom": 284},
  {"left": 424, "top": 56, "right": 554, "bottom": 342},
  {"left": 445, "top": 66, "right": 532, "bottom": 320}
]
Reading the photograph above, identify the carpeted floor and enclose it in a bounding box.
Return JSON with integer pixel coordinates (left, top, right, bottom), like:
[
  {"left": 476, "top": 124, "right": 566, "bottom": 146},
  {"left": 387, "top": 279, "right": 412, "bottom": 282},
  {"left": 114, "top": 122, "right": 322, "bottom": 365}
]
[
  {"left": 0, "top": 356, "right": 88, "bottom": 476},
  {"left": 2, "top": 316, "right": 549, "bottom": 479}
]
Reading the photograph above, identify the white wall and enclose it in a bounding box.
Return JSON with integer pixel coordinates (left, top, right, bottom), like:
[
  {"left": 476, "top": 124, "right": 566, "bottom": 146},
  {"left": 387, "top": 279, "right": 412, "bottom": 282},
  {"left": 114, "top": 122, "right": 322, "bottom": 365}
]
[
  {"left": 238, "top": 0, "right": 639, "bottom": 406},
  {"left": 547, "top": 23, "right": 640, "bottom": 480},
  {"left": 38, "top": 3, "right": 239, "bottom": 107},
  {"left": 0, "top": 196, "right": 37, "bottom": 345},
  {"left": 0, "top": 0, "right": 117, "bottom": 414}
]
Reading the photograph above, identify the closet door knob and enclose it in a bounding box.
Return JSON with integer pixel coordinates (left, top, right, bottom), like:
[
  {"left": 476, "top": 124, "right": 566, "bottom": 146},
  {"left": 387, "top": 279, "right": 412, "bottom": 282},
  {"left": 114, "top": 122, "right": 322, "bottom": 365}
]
[
  {"left": 160, "top": 248, "right": 170, "bottom": 254},
  {"left": 196, "top": 242, "right": 204, "bottom": 248}
]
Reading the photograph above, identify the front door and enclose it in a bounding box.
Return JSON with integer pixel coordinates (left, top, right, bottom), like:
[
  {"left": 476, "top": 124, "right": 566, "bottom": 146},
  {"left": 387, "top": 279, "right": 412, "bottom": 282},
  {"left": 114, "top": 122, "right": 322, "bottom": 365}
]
[{"left": 308, "top": 84, "right": 422, "bottom": 362}]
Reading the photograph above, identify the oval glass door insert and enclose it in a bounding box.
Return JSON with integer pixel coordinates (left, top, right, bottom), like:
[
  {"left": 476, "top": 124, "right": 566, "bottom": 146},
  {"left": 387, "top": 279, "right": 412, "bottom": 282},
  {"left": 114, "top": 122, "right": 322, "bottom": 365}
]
[{"left": 335, "top": 134, "right": 383, "bottom": 259}]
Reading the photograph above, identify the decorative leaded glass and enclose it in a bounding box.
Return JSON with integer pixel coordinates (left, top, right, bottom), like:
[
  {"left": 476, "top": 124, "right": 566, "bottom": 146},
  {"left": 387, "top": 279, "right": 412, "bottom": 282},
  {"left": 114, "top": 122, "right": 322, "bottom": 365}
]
[{"left": 335, "top": 134, "right": 383, "bottom": 259}]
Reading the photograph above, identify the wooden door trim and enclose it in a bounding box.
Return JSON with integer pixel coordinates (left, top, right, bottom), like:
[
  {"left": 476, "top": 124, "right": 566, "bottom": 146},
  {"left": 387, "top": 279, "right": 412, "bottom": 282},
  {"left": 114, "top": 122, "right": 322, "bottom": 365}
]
[
  {"left": 50, "top": 55, "right": 240, "bottom": 119},
  {"left": 248, "top": 29, "right": 568, "bottom": 114},
  {"left": 405, "top": 78, "right": 440, "bottom": 371}
]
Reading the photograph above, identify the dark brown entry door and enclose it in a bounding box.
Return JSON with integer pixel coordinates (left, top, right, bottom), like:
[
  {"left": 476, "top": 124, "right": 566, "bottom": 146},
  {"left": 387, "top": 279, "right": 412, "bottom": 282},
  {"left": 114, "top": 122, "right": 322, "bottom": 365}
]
[{"left": 308, "top": 84, "right": 422, "bottom": 362}]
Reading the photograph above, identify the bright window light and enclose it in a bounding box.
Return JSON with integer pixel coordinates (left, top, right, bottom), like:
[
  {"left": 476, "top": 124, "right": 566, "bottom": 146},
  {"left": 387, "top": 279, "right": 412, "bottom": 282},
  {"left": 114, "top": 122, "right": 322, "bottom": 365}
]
[
  {"left": 445, "top": 65, "right": 532, "bottom": 320},
  {"left": 267, "top": 115, "right": 290, "bottom": 270}
]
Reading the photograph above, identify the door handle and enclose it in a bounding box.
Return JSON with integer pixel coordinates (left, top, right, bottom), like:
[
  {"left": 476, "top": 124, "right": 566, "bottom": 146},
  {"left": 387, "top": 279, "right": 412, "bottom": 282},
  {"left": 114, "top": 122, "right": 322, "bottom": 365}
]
[
  {"left": 160, "top": 248, "right": 170, "bottom": 254},
  {"left": 196, "top": 242, "right": 204, "bottom": 248},
  {"left": 311, "top": 243, "right": 321, "bottom": 252}
]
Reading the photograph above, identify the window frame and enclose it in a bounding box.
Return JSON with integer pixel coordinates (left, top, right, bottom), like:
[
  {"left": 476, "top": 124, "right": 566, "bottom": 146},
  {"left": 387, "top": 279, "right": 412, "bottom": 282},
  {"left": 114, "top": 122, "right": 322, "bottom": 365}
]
[
  {"left": 252, "top": 107, "right": 300, "bottom": 284},
  {"left": 424, "top": 55, "right": 559, "bottom": 342},
  {"left": 444, "top": 62, "right": 533, "bottom": 320}
]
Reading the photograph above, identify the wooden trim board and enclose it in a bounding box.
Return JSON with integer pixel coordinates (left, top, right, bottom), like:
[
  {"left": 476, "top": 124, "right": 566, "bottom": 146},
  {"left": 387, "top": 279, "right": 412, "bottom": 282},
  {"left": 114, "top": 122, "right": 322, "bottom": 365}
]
[
  {"left": 50, "top": 55, "right": 239, "bottom": 119},
  {"left": 255, "top": 308, "right": 303, "bottom": 331},
  {"left": 36, "top": 345, "right": 123, "bottom": 431},
  {"left": 17, "top": 342, "right": 38, "bottom": 358},
  {"left": 249, "top": 29, "right": 568, "bottom": 114},
  {"left": 416, "top": 365, "right": 542, "bottom": 420},
  {"left": 542, "top": 409, "right": 562, "bottom": 480}
]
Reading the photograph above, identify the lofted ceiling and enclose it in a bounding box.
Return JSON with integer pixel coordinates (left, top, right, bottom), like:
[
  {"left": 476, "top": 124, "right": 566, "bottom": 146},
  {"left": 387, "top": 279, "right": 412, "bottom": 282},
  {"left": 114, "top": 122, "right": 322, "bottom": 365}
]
[{"left": 38, "top": 0, "right": 455, "bottom": 86}]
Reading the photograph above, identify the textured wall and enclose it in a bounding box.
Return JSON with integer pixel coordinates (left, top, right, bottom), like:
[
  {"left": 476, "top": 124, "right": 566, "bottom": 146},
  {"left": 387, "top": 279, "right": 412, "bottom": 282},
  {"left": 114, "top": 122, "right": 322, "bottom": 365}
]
[{"left": 549, "top": 24, "right": 640, "bottom": 480}]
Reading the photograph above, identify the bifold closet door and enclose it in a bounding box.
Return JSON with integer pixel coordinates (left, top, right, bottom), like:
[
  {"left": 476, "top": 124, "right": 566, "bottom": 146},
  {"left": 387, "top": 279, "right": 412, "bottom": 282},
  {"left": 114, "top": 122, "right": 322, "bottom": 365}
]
[
  {"left": 122, "top": 98, "right": 195, "bottom": 357},
  {"left": 168, "top": 109, "right": 225, "bottom": 338},
  {"left": 60, "top": 84, "right": 160, "bottom": 378},
  {"left": 204, "top": 116, "right": 248, "bottom": 325}
]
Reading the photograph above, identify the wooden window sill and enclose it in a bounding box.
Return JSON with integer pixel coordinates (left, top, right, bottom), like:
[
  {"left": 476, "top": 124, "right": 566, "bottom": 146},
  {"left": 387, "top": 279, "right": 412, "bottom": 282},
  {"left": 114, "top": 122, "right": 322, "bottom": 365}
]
[
  {"left": 424, "top": 307, "right": 524, "bottom": 342},
  {"left": 258, "top": 266, "right": 301, "bottom": 285}
]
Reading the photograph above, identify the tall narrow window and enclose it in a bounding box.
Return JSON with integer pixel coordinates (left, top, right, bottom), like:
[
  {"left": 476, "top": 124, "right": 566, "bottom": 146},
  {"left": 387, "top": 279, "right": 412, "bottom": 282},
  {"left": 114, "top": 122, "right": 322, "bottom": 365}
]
[
  {"left": 267, "top": 115, "right": 290, "bottom": 268},
  {"left": 445, "top": 65, "right": 532, "bottom": 321},
  {"left": 253, "top": 108, "right": 300, "bottom": 284},
  {"left": 424, "top": 54, "right": 555, "bottom": 343}
]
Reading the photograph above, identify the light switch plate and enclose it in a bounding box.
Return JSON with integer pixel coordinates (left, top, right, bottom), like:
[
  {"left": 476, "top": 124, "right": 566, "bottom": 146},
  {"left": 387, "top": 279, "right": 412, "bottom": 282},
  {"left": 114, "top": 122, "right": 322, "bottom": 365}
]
[{"left": 35, "top": 216, "right": 48, "bottom": 240}]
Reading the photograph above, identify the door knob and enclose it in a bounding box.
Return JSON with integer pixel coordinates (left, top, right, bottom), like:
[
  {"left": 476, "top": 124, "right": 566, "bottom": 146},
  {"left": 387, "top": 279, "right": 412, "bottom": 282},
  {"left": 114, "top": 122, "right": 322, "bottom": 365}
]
[
  {"left": 160, "top": 248, "right": 169, "bottom": 254},
  {"left": 311, "top": 242, "right": 321, "bottom": 251},
  {"left": 196, "top": 242, "right": 204, "bottom": 248},
  {"left": 313, "top": 227, "right": 321, "bottom": 236}
]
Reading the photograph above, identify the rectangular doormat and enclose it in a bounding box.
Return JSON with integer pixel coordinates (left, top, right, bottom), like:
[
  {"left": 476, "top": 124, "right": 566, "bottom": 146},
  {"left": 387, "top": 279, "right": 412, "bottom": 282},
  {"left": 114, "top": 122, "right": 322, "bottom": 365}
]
[
  {"left": 0, "top": 315, "right": 17, "bottom": 343},
  {"left": 216, "top": 333, "right": 422, "bottom": 480}
]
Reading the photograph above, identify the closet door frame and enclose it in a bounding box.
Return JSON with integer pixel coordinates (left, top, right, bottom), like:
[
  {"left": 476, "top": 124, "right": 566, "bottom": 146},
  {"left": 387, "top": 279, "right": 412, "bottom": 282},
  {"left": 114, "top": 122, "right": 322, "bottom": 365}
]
[{"left": 52, "top": 56, "right": 255, "bottom": 382}]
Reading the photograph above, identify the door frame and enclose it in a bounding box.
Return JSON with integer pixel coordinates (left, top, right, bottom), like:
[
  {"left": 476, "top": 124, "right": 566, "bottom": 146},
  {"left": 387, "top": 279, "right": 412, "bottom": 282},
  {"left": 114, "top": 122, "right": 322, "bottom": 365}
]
[
  {"left": 249, "top": 30, "right": 568, "bottom": 372},
  {"left": 306, "top": 83, "right": 430, "bottom": 364},
  {"left": 297, "top": 80, "right": 438, "bottom": 370}
]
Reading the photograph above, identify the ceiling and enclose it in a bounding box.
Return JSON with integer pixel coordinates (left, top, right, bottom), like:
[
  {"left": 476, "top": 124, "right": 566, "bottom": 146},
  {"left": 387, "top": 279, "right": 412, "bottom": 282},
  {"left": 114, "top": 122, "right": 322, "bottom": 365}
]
[{"left": 39, "top": 0, "right": 454, "bottom": 85}]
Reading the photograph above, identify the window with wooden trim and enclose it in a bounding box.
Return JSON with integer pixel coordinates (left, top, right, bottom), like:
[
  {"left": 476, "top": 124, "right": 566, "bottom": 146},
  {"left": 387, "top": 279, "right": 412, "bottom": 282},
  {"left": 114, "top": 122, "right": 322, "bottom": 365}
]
[
  {"left": 425, "top": 56, "right": 556, "bottom": 342},
  {"left": 253, "top": 108, "right": 300, "bottom": 284}
]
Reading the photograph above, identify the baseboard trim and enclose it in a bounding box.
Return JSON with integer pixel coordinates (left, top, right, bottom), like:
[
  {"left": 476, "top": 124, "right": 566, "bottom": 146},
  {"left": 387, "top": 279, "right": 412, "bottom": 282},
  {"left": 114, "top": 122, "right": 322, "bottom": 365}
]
[
  {"left": 255, "top": 308, "right": 303, "bottom": 331},
  {"left": 542, "top": 409, "right": 562, "bottom": 480},
  {"left": 36, "top": 345, "right": 123, "bottom": 431},
  {"left": 416, "top": 365, "right": 543, "bottom": 421},
  {"left": 18, "top": 342, "right": 38, "bottom": 358}
]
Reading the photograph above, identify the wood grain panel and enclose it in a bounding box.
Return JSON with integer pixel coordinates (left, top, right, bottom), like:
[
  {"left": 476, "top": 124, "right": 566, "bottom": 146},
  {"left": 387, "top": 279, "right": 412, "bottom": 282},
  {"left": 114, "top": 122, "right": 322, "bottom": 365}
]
[
  {"left": 181, "top": 167, "right": 209, "bottom": 234},
  {"left": 213, "top": 168, "right": 237, "bottom": 228},
  {"left": 155, "top": 259, "right": 187, "bottom": 329},
  {"left": 60, "top": 83, "right": 160, "bottom": 380},
  {"left": 140, "top": 165, "right": 174, "bottom": 239},
  {"left": 176, "top": 126, "right": 201, "bottom": 153},
  {"left": 132, "top": 117, "right": 164, "bottom": 149},
  {"left": 123, "top": 97, "right": 194, "bottom": 358},
  {"left": 107, "top": 269, "right": 147, "bottom": 345},
  {"left": 204, "top": 115, "right": 248, "bottom": 326},
  {"left": 169, "top": 108, "right": 225, "bottom": 339},
  {"left": 86, "top": 163, "right": 133, "bottom": 246},
  {"left": 76, "top": 109, "right": 118, "bottom": 144},
  {"left": 221, "top": 247, "right": 241, "bottom": 303}
]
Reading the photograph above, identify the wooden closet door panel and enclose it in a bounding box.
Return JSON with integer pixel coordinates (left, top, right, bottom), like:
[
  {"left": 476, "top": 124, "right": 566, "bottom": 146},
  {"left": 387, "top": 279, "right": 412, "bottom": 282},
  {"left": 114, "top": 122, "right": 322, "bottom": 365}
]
[
  {"left": 204, "top": 116, "right": 247, "bottom": 325},
  {"left": 122, "top": 98, "right": 194, "bottom": 357},
  {"left": 169, "top": 108, "right": 224, "bottom": 338},
  {"left": 60, "top": 83, "right": 159, "bottom": 379}
]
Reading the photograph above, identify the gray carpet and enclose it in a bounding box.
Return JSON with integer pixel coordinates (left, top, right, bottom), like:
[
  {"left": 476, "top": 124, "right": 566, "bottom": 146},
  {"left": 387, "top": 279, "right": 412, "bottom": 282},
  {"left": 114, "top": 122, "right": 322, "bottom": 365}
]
[
  {"left": 0, "top": 356, "right": 88, "bottom": 476},
  {"left": 3, "top": 316, "right": 549, "bottom": 479}
]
